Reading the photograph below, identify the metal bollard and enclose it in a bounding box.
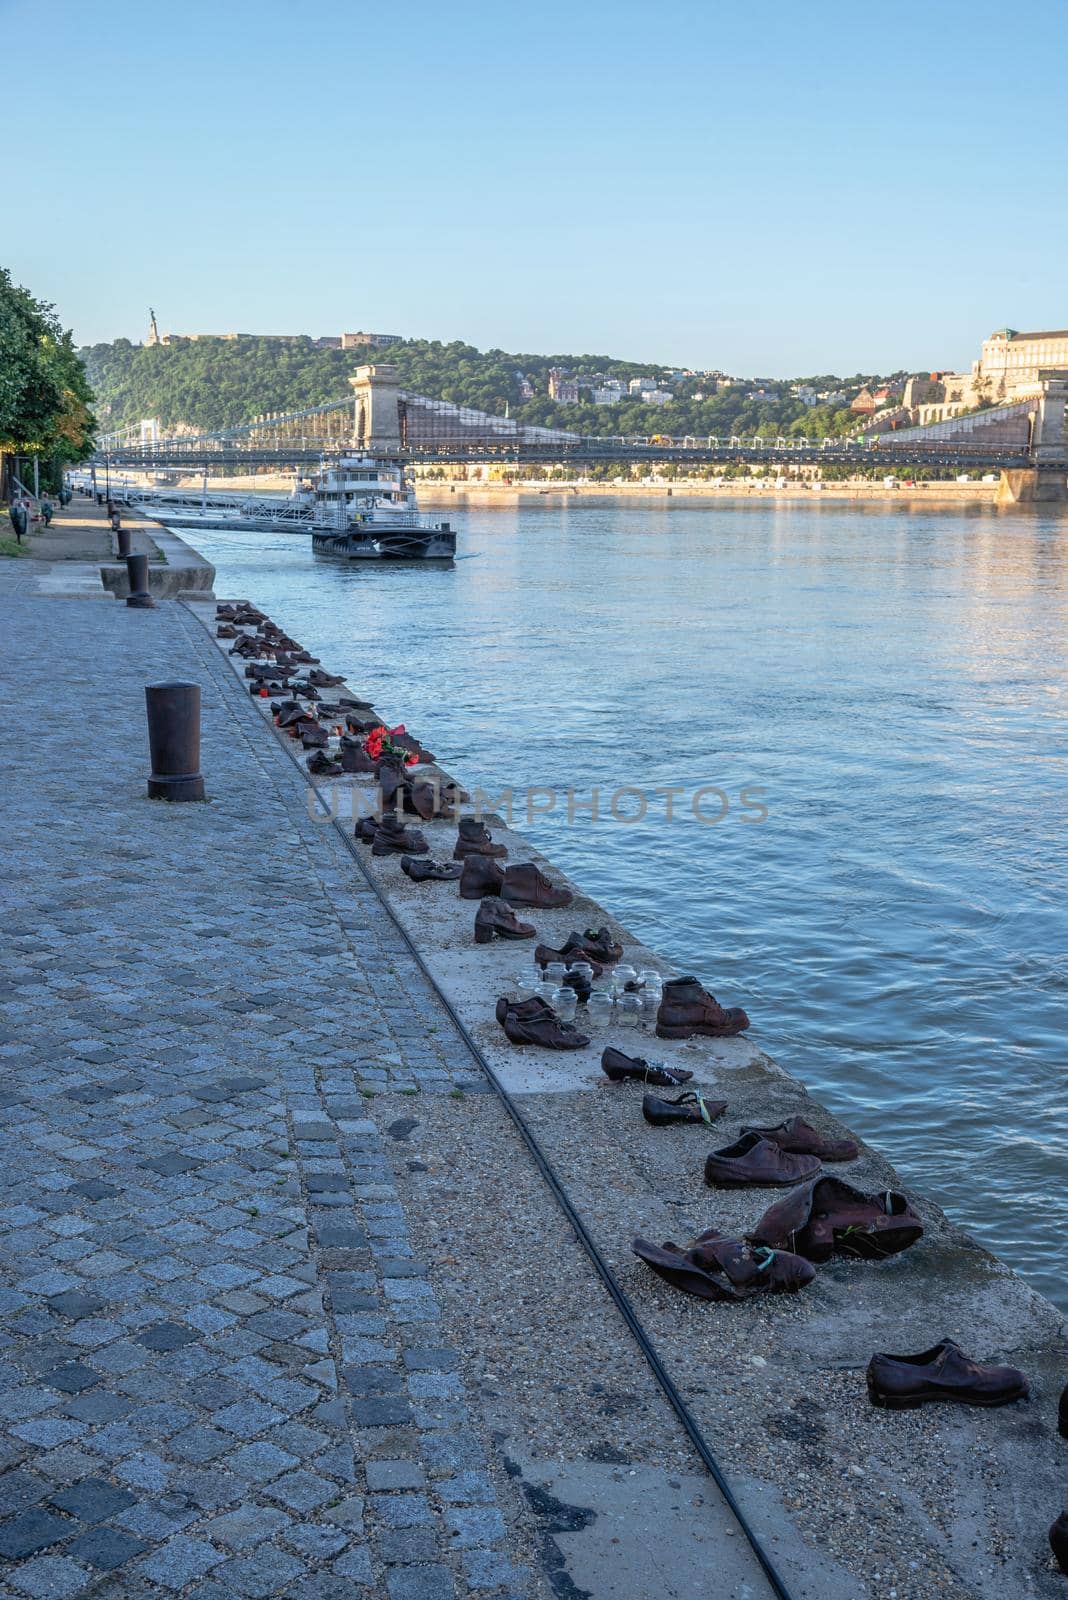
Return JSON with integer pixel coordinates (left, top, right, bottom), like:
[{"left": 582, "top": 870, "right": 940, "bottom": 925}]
[
  {"left": 116, "top": 527, "right": 132, "bottom": 560},
  {"left": 145, "top": 682, "right": 206, "bottom": 801},
  {"left": 125, "top": 552, "right": 155, "bottom": 609},
  {"left": 110, "top": 511, "right": 121, "bottom": 532}
]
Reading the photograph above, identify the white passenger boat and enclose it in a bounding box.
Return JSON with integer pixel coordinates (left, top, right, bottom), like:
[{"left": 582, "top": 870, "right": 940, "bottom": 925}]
[
  {"left": 307, "top": 458, "right": 456, "bottom": 561},
  {"left": 122, "top": 456, "right": 456, "bottom": 561}
]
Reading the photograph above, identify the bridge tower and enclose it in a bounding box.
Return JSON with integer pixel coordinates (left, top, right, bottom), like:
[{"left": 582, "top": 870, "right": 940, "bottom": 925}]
[
  {"left": 348, "top": 364, "right": 402, "bottom": 453},
  {"left": 997, "top": 372, "right": 1068, "bottom": 503}
]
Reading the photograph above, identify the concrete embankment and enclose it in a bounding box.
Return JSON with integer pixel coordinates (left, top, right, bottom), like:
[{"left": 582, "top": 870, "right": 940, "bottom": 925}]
[
  {"left": 22, "top": 494, "right": 216, "bottom": 600},
  {"left": 181, "top": 579, "right": 1068, "bottom": 1600}
]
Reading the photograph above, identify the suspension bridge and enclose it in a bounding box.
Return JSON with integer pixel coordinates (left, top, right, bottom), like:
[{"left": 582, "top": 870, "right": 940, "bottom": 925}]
[{"left": 90, "top": 365, "right": 1068, "bottom": 499}]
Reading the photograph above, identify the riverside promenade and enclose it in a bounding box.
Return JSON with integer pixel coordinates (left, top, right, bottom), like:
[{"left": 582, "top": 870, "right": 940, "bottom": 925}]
[{"left": 1, "top": 508, "right": 1066, "bottom": 1600}]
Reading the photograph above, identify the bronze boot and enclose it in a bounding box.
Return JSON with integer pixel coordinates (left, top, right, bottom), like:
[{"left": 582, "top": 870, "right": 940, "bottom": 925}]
[{"left": 475, "top": 899, "right": 536, "bottom": 943}]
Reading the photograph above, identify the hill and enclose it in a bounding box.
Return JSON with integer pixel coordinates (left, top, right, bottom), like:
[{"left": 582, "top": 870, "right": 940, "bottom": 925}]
[{"left": 80, "top": 335, "right": 895, "bottom": 442}]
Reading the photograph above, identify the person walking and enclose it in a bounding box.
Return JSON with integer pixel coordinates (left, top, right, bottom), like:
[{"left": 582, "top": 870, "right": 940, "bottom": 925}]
[{"left": 8, "top": 500, "right": 28, "bottom": 543}]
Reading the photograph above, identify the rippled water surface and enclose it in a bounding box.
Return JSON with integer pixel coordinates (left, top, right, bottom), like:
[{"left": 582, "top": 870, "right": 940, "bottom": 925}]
[{"left": 188, "top": 501, "right": 1068, "bottom": 1307}]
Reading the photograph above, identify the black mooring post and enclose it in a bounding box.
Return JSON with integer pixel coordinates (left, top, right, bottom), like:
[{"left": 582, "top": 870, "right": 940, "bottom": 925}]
[
  {"left": 110, "top": 510, "right": 121, "bottom": 532},
  {"left": 116, "top": 526, "right": 132, "bottom": 560},
  {"left": 145, "top": 682, "right": 206, "bottom": 802},
  {"left": 125, "top": 552, "right": 155, "bottom": 609}
]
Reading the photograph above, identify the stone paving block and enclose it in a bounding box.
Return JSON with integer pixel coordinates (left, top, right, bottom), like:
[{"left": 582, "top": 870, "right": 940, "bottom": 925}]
[
  {"left": 385, "top": 1563, "right": 456, "bottom": 1600},
  {"left": 366, "top": 1458, "right": 426, "bottom": 1491},
  {"left": 49, "top": 1477, "right": 136, "bottom": 1523},
  {"left": 0, "top": 1507, "right": 72, "bottom": 1559},
  {"left": 7, "top": 1553, "right": 92, "bottom": 1597},
  {"left": 136, "top": 1532, "right": 223, "bottom": 1589},
  {"left": 65, "top": 1523, "right": 147, "bottom": 1571}
]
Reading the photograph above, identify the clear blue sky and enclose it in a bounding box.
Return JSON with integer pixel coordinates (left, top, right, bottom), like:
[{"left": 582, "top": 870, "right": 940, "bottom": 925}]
[{"left": 7, "top": 0, "right": 1068, "bottom": 375}]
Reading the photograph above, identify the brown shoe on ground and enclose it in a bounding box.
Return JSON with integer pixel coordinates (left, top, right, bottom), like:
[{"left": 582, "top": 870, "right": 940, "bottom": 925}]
[
  {"left": 459, "top": 856, "right": 505, "bottom": 900},
  {"left": 655, "top": 976, "right": 749, "bottom": 1039},
  {"left": 633, "top": 1228, "right": 816, "bottom": 1303},
  {"left": 494, "top": 996, "right": 590, "bottom": 1050},
  {"left": 475, "top": 899, "right": 536, "bottom": 943},
  {"left": 372, "top": 819, "right": 429, "bottom": 856},
  {"left": 401, "top": 856, "right": 463, "bottom": 883},
  {"left": 534, "top": 943, "right": 603, "bottom": 977},
  {"left": 501, "top": 863, "right": 572, "bottom": 909},
  {"left": 704, "top": 1133, "right": 820, "bottom": 1188},
  {"left": 740, "top": 1115, "right": 859, "bottom": 1162},
  {"left": 750, "top": 1175, "right": 924, "bottom": 1262},
  {"left": 1050, "top": 1515, "right": 1068, "bottom": 1574},
  {"left": 600, "top": 1048, "right": 692, "bottom": 1088},
  {"left": 866, "top": 1340, "right": 1029, "bottom": 1411},
  {"left": 453, "top": 818, "right": 508, "bottom": 859},
  {"left": 642, "top": 1091, "right": 727, "bottom": 1127}
]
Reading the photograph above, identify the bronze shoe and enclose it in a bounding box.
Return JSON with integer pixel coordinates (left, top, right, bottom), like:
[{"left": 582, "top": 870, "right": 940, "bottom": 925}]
[
  {"left": 534, "top": 943, "right": 604, "bottom": 978},
  {"left": 501, "top": 863, "right": 572, "bottom": 909},
  {"left": 740, "top": 1115, "right": 859, "bottom": 1163},
  {"left": 495, "top": 996, "right": 590, "bottom": 1050},
  {"left": 341, "top": 739, "right": 375, "bottom": 774},
  {"left": 569, "top": 928, "right": 623, "bottom": 965},
  {"left": 750, "top": 1175, "right": 924, "bottom": 1262},
  {"left": 401, "top": 856, "right": 463, "bottom": 883},
  {"left": 475, "top": 899, "right": 536, "bottom": 943},
  {"left": 459, "top": 856, "right": 505, "bottom": 900},
  {"left": 866, "top": 1340, "right": 1029, "bottom": 1410},
  {"left": 600, "top": 1048, "right": 692, "bottom": 1088},
  {"left": 306, "top": 750, "right": 342, "bottom": 777},
  {"left": 704, "top": 1133, "right": 820, "bottom": 1188},
  {"left": 372, "top": 819, "right": 429, "bottom": 856},
  {"left": 453, "top": 818, "right": 508, "bottom": 859},
  {"left": 633, "top": 1228, "right": 816, "bottom": 1303},
  {"left": 656, "top": 976, "right": 749, "bottom": 1038},
  {"left": 410, "top": 780, "right": 455, "bottom": 822},
  {"left": 1051, "top": 1514, "right": 1068, "bottom": 1575},
  {"left": 642, "top": 1091, "right": 727, "bottom": 1127}
]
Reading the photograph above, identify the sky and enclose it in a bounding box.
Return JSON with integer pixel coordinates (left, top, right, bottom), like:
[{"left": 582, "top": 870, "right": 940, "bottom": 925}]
[{"left": 6, "top": 0, "right": 1068, "bottom": 375}]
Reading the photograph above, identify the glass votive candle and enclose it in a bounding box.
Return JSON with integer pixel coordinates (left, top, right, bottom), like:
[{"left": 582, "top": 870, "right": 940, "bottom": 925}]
[
  {"left": 612, "top": 964, "right": 637, "bottom": 996},
  {"left": 616, "top": 993, "right": 643, "bottom": 1029},
  {"left": 554, "top": 987, "right": 578, "bottom": 1024},
  {"left": 586, "top": 989, "right": 614, "bottom": 1030},
  {"left": 545, "top": 962, "right": 568, "bottom": 987},
  {"left": 537, "top": 979, "right": 562, "bottom": 1008},
  {"left": 569, "top": 962, "right": 594, "bottom": 987},
  {"left": 514, "top": 970, "right": 540, "bottom": 1002}
]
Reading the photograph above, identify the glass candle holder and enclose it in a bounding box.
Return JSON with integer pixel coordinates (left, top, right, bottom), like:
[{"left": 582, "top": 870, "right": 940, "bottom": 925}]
[
  {"left": 616, "top": 993, "right": 643, "bottom": 1029},
  {"left": 537, "top": 979, "right": 562, "bottom": 1009},
  {"left": 514, "top": 968, "right": 541, "bottom": 1002},
  {"left": 545, "top": 962, "right": 568, "bottom": 987},
  {"left": 612, "top": 964, "right": 638, "bottom": 997},
  {"left": 554, "top": 987, "right": 578, "bottom": 1024},
  {"left": 586, "top": 989, "right": 614, "bottom": 1030}
]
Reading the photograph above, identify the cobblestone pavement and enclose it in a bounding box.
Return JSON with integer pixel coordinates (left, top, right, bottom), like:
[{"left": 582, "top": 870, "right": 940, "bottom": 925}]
[{"left": 0, "top": 581, "right": 532, "bottom": 1599}]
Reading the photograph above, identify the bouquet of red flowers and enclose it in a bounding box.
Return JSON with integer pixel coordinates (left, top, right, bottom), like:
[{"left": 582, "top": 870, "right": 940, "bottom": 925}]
[{"left": 364, "top": 724, "right": 418, "bottom": 766}]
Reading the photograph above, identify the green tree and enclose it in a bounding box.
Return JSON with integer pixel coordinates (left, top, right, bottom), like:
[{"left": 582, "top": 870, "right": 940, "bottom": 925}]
[{"left": 0, "top": 270, "right": 96, "bottom": 482}]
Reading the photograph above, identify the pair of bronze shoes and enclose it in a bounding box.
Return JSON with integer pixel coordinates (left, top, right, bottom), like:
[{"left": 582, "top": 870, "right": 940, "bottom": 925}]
[
  {"left": 703, "top": 1118, "right": 860, "bottom": 1188},
  {"left": 401, "top": 856, "right": 462, "bottom": 883},
  {"left": 355, "top": 816, "right": 430, "bottom": 857},
  {"left": 495, "top": 995, "right": 590, "bottom": 1050},
  {"left": 454, "top": 819, "right": 507, "bottom": 859},
  {"left": 655, "top": 976, "right": 750, "bottom": 1039},
  {"left": 866, "top": 1339, "right": 1028, "bottom": 1410},
  {"left": 475, "top": 898, "right": 535, "bottom": 943},
  {"left": 633, "top": 1228, "right": 816, "bottom": 1303},
  {"left": 460, "top": 857, "right": 573, "bottom": 908}
]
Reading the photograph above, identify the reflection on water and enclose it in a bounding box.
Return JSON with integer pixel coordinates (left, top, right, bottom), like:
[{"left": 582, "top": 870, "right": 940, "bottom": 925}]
[{"left": 189, "top": 500, "right": 1068, "bottom": 1308}]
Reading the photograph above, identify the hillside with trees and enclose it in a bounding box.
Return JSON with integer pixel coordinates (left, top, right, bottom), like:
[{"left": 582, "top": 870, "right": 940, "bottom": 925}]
[{"left": 81, "top": 334, "right": 896, "bottom": 443}]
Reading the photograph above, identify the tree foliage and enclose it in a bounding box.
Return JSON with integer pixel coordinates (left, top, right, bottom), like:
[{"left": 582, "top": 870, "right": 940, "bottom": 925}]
[
  {"left": 82, "top": 333, "right": 895, "bottom": 442},
  {"left": 0, "top": 270, "right": 96, "bottom": 459}
]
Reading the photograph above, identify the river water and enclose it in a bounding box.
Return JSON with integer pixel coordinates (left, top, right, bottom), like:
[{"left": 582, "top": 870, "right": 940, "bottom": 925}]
[{"left": 187, "top": 500, "right": 1068, "bottom": 1309}]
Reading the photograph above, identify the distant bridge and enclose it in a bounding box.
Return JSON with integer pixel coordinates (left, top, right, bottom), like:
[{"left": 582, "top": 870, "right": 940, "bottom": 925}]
[{"left": 91, "top": 365, "right": 1068, "bottom": 496}]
